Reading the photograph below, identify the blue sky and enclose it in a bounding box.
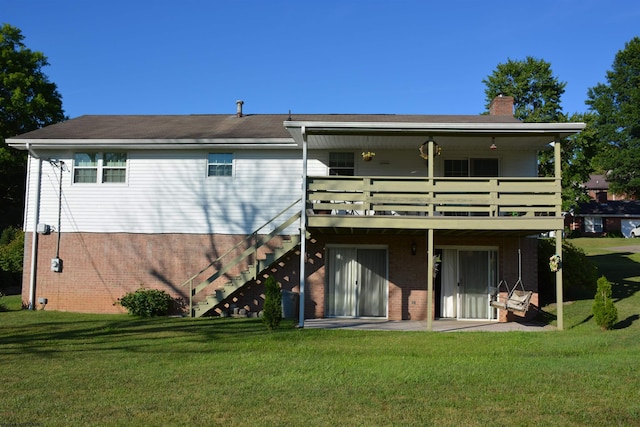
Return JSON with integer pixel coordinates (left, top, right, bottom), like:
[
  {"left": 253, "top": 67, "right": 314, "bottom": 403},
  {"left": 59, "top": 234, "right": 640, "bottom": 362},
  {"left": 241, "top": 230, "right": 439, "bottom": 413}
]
[{"left": 3, "top": 0, "right": 639, "bottom": 118}]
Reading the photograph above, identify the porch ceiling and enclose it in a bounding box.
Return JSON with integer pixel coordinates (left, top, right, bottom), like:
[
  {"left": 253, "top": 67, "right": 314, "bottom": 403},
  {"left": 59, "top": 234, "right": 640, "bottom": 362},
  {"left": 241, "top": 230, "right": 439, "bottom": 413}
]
[{"left": 284, "top": 121, "right": 586, "bottom": 151}]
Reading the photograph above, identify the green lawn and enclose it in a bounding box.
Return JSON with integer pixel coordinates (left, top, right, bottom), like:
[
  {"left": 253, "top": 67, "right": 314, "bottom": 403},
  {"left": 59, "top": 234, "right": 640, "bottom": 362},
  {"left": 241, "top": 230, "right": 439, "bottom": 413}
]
[{"left": 1, "top": 238, "right": 639, "bottom": 426}]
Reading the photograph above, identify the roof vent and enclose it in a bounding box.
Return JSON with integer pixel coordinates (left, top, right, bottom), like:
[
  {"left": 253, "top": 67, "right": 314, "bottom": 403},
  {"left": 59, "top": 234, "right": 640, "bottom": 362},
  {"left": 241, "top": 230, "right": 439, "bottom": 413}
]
[{"left": 236, "top": 100, "right": 244, "bottom": 118}]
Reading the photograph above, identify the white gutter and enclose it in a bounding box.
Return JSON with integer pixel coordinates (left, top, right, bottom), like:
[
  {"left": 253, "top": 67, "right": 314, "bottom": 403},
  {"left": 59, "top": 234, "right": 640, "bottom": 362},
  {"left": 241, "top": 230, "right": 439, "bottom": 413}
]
[
  {"left": 284, "top": 121, "right": 586, "bottom": 136},
  {"left": 6, "top": 138, "right": 298, "bottom": 150},
  {"left": 298, "top": 126, "right": 308, "bottom": 328},
  {"left": 25, "top": 142, "right": 41, "bottom": 310}
]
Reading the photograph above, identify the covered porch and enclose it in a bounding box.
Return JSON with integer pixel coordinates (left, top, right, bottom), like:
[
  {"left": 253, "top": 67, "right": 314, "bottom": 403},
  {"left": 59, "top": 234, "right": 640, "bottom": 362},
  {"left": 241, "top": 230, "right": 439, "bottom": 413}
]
[{"left": 284, "top": 118, "right": 585, "bottom": 330}]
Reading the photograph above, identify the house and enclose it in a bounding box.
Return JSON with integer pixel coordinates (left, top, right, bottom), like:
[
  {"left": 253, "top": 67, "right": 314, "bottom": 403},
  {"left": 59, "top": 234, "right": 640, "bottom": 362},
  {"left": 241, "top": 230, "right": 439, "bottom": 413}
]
[
  {"left": 7, "top": 96, "right": 585, "bottom": 329},
  {"left": 565, "top": 174, "right": 640, "bottom": 237}
]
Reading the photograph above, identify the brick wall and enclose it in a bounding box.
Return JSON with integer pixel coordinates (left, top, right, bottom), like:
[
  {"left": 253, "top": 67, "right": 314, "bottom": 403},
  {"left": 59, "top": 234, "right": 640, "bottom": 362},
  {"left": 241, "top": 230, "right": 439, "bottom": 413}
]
[
  {"left": 21, "top": 231, "right": 288, "bottom": 314},
  {"left": 21, "top": 230, "right": 539, "bottom": 322}
]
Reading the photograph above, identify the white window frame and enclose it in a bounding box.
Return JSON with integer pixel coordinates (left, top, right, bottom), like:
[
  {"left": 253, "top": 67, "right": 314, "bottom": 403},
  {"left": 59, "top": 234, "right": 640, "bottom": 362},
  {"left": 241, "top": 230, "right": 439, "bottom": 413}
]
[
  {"left": 584, "top": 216, "right": 603, "bottom": 233},
  {"left": 329, "top": 152, "right": 355, "bottom": 176},
  {"left": 73, "top": 152, "right": 128, "bottom": 184},
  {"left": 207, "top": 153, "right": 234, "bottom": 177}
]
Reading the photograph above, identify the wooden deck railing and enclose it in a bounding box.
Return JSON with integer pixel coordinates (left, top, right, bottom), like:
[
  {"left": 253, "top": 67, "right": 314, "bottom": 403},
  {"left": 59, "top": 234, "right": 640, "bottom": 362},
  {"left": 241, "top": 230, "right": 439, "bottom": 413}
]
[{"left": 307, "top": 176, "right": 561, "bottom": 218}]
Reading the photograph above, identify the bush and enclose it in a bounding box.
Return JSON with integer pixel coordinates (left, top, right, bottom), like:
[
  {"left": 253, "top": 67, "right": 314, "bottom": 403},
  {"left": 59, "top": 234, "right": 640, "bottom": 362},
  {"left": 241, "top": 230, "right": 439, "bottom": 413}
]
[
  {"left": 262, "top": 276, "right": 282, "bottom": 329},
  {"left": 538, "top": 239, "right": 599, "bottom": 304},
  {"left": 116, "top": 287, "right": 173, "bottom": 317},
  {"left": 593, "top": 276, "right": 618, "bottom": 330}
]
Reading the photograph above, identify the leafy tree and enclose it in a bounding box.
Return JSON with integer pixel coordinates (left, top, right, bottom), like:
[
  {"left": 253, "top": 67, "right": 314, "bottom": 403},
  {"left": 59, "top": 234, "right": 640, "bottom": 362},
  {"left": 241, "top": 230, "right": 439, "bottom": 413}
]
[
  {"left": 482, "top": 56, "right": 566, "bottom": 123},
  {"left": 0, "top": 24, "right": 66, "bottom": 228},
  {"left": 483, "top": 57, "right": 594, "bottom": 210},
  {"left": 586, "top": 37, "right": 640, "bottom": 199}
]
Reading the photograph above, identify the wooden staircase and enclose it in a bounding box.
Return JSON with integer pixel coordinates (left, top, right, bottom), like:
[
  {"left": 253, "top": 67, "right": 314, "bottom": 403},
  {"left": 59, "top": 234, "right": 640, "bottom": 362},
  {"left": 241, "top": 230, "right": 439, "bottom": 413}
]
[{"left": 181, "top": 200, "right": 302, "bottom": 318}]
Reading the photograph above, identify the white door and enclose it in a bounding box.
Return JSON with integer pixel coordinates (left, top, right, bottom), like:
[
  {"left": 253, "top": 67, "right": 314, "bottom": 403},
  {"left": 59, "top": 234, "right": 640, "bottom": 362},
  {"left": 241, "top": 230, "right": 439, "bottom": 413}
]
[
  {"left": 440, "top": 248, "right": 497, "bottom": 320},
  {"left": 326, "top": 247, "right": 387, "bottom": 318}
]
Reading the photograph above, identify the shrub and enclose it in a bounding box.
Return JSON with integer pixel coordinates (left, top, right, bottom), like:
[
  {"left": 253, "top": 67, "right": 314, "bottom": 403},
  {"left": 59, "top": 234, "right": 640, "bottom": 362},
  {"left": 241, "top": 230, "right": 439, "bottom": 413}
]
[
  {"left": 262, "top": 275, "right": 282, "bottom": 329},
  {"left": 116, "top": 287, "right": 173, "bottom": 317},
  {"left": 593, "top": 275, "right": 618, "bottom": 330},
  {"left": 538, "top": 239, "right": 599, "bottom": 304}
]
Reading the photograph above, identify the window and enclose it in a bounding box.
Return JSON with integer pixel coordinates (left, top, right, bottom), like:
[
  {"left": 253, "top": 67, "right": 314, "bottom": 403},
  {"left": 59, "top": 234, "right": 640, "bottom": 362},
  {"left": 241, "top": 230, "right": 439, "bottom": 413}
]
[
  {"left": 585, "top": 217, "right": 603, "bottom": 233},
  {"left": 73, "top": 152, "right": 127, "bottom": 184},
  {"left": 444, "top": 158, "right": 498, "bottom": 177},
  {"left": 329, "top": 152, "right": 354, "bottom": 176},
  {"left": 102, "top": 153, "right": 127, "bottom": 183},
  {"left": 73, "top": 153, "right": 98, "bottom": 183},
  {"left": 207, "top": 153, "right": 233, "bottom": 177}
]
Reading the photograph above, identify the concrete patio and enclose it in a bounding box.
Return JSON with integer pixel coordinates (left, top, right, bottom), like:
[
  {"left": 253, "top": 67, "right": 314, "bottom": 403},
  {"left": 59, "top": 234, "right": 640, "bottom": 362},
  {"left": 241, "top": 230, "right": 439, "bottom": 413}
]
[{"left": 303, "top": 318, "right": 554, "bottom": 332}]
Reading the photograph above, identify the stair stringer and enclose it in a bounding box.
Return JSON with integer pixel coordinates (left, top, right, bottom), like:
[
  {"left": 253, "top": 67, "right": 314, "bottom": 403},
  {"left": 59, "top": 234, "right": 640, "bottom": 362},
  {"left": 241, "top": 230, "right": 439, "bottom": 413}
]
[{"left": 192, "top": 236, "right": 301, "bottom": 318}]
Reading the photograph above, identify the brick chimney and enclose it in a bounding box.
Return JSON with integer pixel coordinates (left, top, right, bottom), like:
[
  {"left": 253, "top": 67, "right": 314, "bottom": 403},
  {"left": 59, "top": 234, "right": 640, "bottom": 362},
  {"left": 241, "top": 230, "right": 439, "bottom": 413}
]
[{"left": 489, "top": 94, "right": 514, "bottom": 116}]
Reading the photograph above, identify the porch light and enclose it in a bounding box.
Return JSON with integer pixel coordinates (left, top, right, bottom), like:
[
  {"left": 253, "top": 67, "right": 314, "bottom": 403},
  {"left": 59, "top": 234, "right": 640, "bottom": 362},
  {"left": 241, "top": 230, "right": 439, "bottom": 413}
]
[
  {"left": 419, "top": 141, "right": 441, "bottom": 160},
  {"left": 490, "top": 137, "right": 497, "bottom": 150}
]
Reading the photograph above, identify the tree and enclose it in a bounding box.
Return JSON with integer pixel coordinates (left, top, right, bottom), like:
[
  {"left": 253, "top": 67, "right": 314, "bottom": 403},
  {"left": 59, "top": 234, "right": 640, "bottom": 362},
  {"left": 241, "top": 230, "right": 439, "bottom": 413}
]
[
  {"left": 0, "top": 24, "right": 66, "bottom": 228},
  {"left": 483, "top": 57, "right": 595, "bottom": 211},
  {"left": 586, "top": 37, "right": 640, "bottom": 199},
  {"left": 482, "top": 56, "right": 566, "bottom": 123}
]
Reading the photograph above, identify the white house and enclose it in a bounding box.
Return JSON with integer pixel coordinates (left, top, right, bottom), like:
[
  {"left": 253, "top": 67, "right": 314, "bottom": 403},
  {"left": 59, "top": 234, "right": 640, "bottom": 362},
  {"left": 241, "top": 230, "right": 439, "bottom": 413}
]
[{"left": 7, "top": 97, "right": 585, "bottom": 329}]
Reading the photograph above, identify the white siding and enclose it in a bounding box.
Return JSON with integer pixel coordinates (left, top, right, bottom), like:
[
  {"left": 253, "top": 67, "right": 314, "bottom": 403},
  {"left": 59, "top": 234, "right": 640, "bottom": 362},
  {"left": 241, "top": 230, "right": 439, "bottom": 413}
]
[{"left": 26, "top": 150, "right": 304, "bottom": 234}]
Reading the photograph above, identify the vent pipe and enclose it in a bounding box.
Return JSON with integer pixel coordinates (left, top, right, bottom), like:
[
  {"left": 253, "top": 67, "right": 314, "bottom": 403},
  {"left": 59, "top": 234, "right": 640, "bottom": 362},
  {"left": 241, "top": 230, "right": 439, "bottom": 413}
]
[{"left": 236, "top": 100, "right": 244, "bottom": 117}]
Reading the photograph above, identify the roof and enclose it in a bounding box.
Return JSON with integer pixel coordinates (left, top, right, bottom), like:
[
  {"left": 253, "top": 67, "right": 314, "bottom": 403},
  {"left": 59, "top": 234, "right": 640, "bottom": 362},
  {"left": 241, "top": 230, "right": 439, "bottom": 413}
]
[
  {"left": 575, "top": 200, "right": 640, "bottom": 217},
  {"left": 583, "top": 174, "right": 609, "bottom": 190},
  {"left": 9, "top": 113, "right": 521, "bottom": 140},
  {"left": 7, "top": 112, "right": 584, "bottom": 152}
]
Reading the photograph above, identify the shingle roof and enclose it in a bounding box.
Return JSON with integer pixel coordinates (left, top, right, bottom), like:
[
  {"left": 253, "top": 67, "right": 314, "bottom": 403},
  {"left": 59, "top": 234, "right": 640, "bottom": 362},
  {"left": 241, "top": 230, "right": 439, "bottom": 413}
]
[
  {"left": 576, "top": 200, "right": 640, "bottom": 216},
  {"left": 11, "top": 113, "right": 521, "bottom": 140}
]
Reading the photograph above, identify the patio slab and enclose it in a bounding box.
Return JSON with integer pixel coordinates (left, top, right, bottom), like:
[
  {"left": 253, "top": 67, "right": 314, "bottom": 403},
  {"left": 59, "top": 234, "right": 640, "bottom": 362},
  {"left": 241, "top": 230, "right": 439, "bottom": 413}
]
[{"left": 302, "top": 318, "right": 554, "bottom": 332}]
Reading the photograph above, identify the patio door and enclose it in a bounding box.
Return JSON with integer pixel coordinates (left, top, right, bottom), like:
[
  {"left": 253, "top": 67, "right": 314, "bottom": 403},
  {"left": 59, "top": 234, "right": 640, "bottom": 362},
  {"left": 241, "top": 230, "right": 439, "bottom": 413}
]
[
  {"left": 439, "top": 248, "right": 497, "bottom": 320},
  {"left": 326, "top": 247, "right": 387, "bottom": 318}
]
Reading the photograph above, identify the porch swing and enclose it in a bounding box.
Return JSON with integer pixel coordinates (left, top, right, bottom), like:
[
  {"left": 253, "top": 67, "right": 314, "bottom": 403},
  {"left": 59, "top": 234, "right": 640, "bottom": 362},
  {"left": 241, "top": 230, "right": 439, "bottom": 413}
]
[{"left": 490, "top": 249, "right": 533, "bottom": 313}]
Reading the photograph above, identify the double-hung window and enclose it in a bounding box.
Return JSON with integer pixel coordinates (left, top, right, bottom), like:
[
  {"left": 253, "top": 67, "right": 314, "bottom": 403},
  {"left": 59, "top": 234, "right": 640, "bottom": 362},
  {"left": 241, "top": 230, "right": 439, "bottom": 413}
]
[
  {"left": 329, "top": 152, "right": 355, "bottom": 176},
  {"left": 207, "top": 153, "right": 233, "bottom": 177},
  {"left": 73, "top": 152, "right": 127, "bottom": 184}
]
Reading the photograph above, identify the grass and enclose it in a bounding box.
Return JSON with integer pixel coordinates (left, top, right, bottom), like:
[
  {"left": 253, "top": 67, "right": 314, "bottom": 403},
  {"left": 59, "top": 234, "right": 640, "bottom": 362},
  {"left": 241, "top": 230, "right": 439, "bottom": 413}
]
[{"left": 1, "top": 238, "right": 639, "bottom": 426}]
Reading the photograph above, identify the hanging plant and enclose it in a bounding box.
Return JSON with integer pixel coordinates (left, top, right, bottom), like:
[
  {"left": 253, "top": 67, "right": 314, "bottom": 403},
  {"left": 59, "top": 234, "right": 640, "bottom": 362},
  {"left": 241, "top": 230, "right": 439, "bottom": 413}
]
[
  {"left": 549, "top": 254, "right": 562, "bottom": 272},
  {"left": 361, "top": 151, "right": 375, "bottom": 161}
]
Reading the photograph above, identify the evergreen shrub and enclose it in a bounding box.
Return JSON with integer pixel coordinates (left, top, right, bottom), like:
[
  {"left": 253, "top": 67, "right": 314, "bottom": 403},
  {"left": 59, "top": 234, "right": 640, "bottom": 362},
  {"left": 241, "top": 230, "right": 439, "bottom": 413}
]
[
  {"left": 262, "top": 275, "right": 282, "bottom": 329},
  {"left": 593, "top": 275, "right": 618, "bottom": 330}
]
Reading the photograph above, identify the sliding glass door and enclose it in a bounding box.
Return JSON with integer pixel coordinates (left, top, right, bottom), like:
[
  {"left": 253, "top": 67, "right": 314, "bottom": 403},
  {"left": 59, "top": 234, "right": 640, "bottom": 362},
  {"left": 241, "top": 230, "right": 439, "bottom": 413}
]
[{"left": 326, "top": 247, "right": 387, "bottom": 318}]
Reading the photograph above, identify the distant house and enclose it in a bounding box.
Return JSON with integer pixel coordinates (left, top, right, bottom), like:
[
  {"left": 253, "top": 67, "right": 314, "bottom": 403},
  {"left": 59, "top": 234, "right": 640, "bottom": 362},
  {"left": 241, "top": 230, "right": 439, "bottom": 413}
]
[
  {"left": 566, "top": 174, "right": 640, "bottom": 237},
  {"left": 7, "top": 97, "right": 585, "bottom": 327}
]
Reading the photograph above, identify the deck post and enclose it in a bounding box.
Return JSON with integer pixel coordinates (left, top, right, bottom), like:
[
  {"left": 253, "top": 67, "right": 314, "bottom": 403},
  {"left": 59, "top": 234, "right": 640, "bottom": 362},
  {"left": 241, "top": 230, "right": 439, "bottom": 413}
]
[
  {"left": 554, "top": 138, "right": 564, "bottom": 331},
  {"left": 298, "top": 127, "right": 308, "bottom": 328},
  {"left": 427, "top": 228, "right": 434, "bottom": 331}
]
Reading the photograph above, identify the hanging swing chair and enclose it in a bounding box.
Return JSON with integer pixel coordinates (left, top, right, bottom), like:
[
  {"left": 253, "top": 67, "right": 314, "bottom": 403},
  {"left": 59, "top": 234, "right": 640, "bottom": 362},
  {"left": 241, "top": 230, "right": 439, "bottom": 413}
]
[{"left": 490, "top": 249, "right": 533, "bottom": 313}]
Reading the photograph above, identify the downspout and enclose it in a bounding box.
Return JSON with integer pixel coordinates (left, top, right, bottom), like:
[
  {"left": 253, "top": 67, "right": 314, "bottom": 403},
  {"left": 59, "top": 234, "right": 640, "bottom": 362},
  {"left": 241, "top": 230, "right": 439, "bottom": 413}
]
[
  {"left": 298, "top": 126, "right": 308, "bottom": 328},
  {"left": 25, "top": 142, "right": 42, "bottom": 310},
  {"left": 554, "top": 138, "right": 564, "bottom": 330}
]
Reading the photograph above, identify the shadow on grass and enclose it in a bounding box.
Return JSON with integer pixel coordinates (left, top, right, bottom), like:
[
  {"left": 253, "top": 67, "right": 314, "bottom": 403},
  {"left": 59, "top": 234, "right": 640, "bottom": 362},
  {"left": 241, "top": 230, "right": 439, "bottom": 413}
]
[
  {"left": 615, "top": 314, "right": 640, "bottom": 330},
  {"left": 0, "top": 314, "right": 298, "bottom": 356},
  {"left": 589, "top": 251, "right": 640, "bottom": 301}
]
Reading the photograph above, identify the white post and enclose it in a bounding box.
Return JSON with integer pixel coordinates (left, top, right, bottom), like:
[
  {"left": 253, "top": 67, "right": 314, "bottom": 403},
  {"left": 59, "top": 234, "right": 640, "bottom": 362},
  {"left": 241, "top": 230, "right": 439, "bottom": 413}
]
[{"left": 298, "top": 127, "right": 308, "bottom": 328}]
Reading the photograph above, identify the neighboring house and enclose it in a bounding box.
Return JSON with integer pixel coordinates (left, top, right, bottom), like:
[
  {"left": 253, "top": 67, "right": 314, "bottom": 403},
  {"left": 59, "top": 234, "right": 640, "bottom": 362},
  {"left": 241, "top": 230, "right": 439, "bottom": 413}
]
[
  {"left": 568, "top": 200, "right": 640, "bottom": 237},
  {"left": 566, "top": 174, "right": 640, "bottom": 237},
  {"left": 7, "top": 96, "right": 585, "bottom": 328}
]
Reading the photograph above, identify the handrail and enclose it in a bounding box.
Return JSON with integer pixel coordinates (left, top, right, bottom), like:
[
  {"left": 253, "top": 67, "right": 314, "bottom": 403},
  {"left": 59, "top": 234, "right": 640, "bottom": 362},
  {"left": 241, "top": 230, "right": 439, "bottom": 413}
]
[{"left": 180, "top": 198, "right": 301, "bottom": 290}]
